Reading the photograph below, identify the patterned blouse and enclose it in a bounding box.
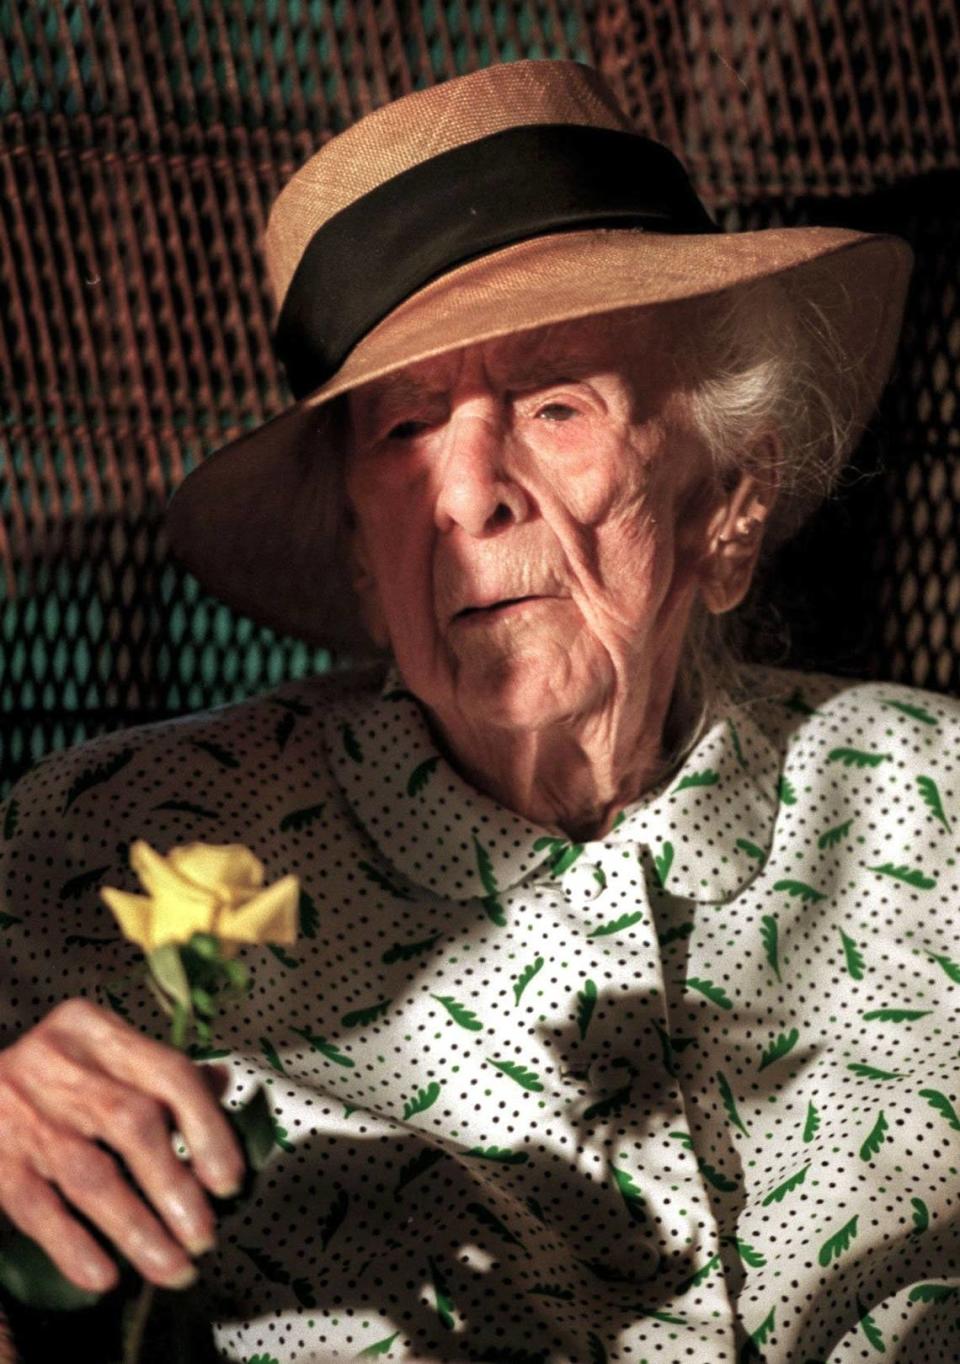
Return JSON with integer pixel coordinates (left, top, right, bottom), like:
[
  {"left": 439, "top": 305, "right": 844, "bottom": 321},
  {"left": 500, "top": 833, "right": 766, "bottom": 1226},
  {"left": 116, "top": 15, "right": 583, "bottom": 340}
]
[{"left": 1, "top": 663, "right": 959, "bottom": 1364}]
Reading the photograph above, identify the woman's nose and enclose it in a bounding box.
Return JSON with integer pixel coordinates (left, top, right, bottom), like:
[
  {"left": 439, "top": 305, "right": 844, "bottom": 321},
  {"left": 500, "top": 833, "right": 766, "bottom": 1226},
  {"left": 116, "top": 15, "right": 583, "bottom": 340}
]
[{"left": 433, "top": 411, "right": 530, "bottom": 536}]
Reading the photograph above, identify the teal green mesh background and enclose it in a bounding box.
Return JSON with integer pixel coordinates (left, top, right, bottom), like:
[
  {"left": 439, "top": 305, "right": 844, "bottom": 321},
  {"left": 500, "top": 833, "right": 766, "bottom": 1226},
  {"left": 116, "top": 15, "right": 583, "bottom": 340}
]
[{"left": 2, "top": 1, "right": 959, "bottom": 793}]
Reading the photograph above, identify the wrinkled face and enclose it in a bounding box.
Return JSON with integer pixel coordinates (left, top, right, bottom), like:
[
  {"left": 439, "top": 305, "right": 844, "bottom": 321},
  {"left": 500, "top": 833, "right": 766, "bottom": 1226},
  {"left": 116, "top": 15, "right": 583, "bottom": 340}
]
[{"left": 344, "top": 311, "right": 721, "bottom": 732}]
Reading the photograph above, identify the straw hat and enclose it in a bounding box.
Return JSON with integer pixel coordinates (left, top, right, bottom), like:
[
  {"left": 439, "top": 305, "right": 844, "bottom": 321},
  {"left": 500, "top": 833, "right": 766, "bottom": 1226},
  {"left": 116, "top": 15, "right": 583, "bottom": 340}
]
[{"left": 167, "top": 59, "right": 912, "bottom": 651}]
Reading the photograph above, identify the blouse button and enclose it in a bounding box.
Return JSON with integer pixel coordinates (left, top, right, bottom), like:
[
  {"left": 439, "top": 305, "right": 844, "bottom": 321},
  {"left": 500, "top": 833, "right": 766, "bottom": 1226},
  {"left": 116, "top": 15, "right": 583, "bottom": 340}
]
[{"left": 559, "top": 859, "right": 606, "bottom": 902}]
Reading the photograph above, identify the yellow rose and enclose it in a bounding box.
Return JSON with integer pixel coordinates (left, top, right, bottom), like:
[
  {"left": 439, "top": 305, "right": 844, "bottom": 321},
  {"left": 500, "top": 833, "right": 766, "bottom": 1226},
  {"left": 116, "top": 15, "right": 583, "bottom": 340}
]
[{"left": 101, "top": 840, "right": 299, "bottom": 953}]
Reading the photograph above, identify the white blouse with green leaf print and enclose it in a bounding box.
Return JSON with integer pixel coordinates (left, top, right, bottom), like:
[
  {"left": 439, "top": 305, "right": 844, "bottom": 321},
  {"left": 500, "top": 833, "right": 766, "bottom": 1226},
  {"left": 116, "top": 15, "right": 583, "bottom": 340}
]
[{"left": 2, "top": 663, "right": 959, "bottom": 1364}]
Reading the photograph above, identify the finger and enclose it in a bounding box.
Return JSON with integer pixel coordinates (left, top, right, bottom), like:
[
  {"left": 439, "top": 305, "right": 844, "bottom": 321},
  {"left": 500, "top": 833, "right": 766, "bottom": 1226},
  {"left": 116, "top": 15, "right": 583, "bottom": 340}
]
[
  {"left": 199, "top": 1063, "right": 232, "bottom": 1102},
  {"left": 71, "top": 1075, "right": 218, "bottom": 1258},
  {"left": 45, "top": 1001, "right": 245, "bottom": 1196},
  {"left": 45, "top": 1134, "right": 197, "bottom": 1289},
  {"left": 0, "top": 1161, "right": 118, "bottom": 1294}
]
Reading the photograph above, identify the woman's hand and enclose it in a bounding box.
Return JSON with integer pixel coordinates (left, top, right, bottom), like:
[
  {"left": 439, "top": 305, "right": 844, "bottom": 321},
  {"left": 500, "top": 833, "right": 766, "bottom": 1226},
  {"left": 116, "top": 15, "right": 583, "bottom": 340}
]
[{"left": 0, "top": 998, "right": 245, "bottom": 1293}]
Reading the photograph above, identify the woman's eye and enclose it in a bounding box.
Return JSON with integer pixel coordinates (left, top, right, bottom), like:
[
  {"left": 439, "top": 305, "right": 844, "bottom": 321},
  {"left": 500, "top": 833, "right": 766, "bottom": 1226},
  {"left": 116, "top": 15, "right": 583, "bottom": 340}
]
[
  {"left": 386, "top": 419, "right": 429, "bottom": 441},
  {"left": 535, "top": 402, "right": 578, "bottom": 423}
]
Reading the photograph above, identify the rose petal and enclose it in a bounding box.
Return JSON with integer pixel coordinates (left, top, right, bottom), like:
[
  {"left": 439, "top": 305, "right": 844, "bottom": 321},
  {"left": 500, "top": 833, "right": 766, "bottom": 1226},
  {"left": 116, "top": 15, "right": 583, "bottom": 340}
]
[
  {"left": 221, "top": 875, "right": 300, "bottom": 946},
  {"left": 169, "top": 843, "right": 265, "bottom": 899},
  {"left": 131, "top": 840, "right": 213, "bottom": 907},
  {"left": 100, "top": 888, "right": 155, "bottom": 951}
]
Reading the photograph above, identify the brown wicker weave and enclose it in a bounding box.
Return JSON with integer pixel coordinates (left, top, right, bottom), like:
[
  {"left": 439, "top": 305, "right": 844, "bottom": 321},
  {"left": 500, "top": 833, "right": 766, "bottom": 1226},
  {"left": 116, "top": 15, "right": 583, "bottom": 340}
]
[{"left": 1, "top": 1, "right": 958, "bottom": 796}]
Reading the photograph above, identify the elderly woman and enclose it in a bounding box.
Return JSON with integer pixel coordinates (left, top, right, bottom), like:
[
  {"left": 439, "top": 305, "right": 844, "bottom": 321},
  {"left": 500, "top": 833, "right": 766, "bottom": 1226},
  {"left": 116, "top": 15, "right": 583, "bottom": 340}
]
[{"left": 1, "top": 60, "right": 957, "bottom": 1364}]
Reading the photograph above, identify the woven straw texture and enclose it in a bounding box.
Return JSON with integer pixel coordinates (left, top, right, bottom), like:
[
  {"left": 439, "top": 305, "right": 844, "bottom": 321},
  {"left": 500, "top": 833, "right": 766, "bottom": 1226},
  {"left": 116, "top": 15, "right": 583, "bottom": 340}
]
[{"left": 1, "top": 1, "right": 959, "bottom": 797}]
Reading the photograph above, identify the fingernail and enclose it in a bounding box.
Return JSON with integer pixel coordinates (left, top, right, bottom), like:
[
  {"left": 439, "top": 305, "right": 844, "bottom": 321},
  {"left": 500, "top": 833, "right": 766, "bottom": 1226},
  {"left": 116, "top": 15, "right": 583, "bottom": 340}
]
[
  {"left": 185, "top": 1230, "right": 216, "bottom": 1257},
  {"left": 84, "top": 1259, "right": 118, "bottom": 1293},
  {"left": 208, "top": 1165, "right": 243, "bottom": 1198},
  {"left": 164, "top": 1263, "right": 199, "bottom": 1291}
]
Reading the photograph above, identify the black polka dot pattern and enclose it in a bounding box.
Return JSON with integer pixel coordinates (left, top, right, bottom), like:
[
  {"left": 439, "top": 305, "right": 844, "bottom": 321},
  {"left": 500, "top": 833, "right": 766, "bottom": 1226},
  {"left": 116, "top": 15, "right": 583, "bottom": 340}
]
[{"left": 1, "top": 664, "right": 958, "bottom": 1363}]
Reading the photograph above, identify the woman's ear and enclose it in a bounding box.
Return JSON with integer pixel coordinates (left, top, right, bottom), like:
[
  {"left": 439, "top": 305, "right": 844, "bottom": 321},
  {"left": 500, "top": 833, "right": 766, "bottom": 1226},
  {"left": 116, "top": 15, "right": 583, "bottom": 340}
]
[{"left": 699, "top": 437, "right": 781, "bottom": 615}]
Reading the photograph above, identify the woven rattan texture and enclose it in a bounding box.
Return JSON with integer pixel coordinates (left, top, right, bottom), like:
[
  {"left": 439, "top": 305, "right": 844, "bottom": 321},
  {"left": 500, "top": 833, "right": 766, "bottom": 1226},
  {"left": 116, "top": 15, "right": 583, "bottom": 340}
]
[{"left": 1, "top": 1, "right": 959, "bottom": 794}]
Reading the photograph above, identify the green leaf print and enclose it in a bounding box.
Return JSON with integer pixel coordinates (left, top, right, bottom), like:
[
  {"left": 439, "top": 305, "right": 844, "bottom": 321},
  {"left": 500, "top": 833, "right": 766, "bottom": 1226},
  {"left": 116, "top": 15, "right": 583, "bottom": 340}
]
[
  {"left": 840, "top": 929, "right": 865, "bottom": 979},
  {"left": 857, "top": 1300, "right": 885, "bottom": 1352},
  {"left": 803, "top": 1100, "right": 820, "bottom": 1142},
  {"left": 466, "top": 1201, "right": 521, "bottom": 1245},
  {"left": 698, "top": 1158, "right": 738, "bottom": 1192},
  {"left": 270, "top": 1114, "right": 295, "bottom": 1154},
  {"left": 862, "top": 1007, "right": 931, "bottom": 1022},
  {"left": 357, "top": 1330, "right": 399, "bottom": 1357},
  {"left": 191, "top": 738, "right": 240, "bottom": 769},
  {"left": 723, "top": 1236, "right": 767, "bottom": 1268},
  {"left": 273, "top": 696, "right": 311, "bottom": 717},
  {"left": 586, "top": 1333, "right": 608, "bottom": 1364},
  {"left": 717, "top": 1072, "right": 749, "bottom": 1136},
  {"left": 674, "top": 769, "right": 719, "bottom": 792},
  {"left": 917, "top": 775, "right": 951, "bottom": 832},
  {"left": 848, "top": 1062, "right": 903, "bottom": 1080},
  {"left": 778, "top": 776, "right": 797, "bottom": 805},
  {"left": 154, "top": 798, "right": 219, "bottom": 818},
  {"left": 2, "top": 797, "right": 19, "bottom": 839},
  {"left": 583, "top": 1084, "right": 632, "bottom": 1122},
  {"left": 576, "top": 978, "right": 598, "bottom": 1039},
  {"left": 279, "top": 801, "right": 326, "bottom": 832},
  {"left": 513, "top": 958, "right": 544, "bottom": 1004},
  {"left": 678, "top": 1253, "right": 720, "bottom": 1293},
  {"left": 482, "top": 895, "right": 506, "bottom": 926},
  {"left": 340, "top": 723, "right": 362, "bottom": 762},
  {"left": 883, "top": 699, "right": 938, "bottom": 725},
  {"left": 927, "top": 950, "right": 960, "bottom": 983},
  {"left": 406, "top": 755, "right": 439, "bottom": 796},
  {"left": 320, "top": 1188, "right": 349, "bottom": 1248},
  {"left": 736, "top": 838, "right": 766, "bottom": 863},
  {"left": 773, "top": 878, "right": 826, "bottom": 903},
  {"left": 656, "top": 1021, "right": 694, "bottom": 1077},
  {"left": 429, "top": 1256, "right": 455, "bottom": 1329},
  {"left": 728, "top": 719, "right": 747, "bottom": 769},
  {"left": 759, "top": 1028, "right": 799, "bottom": 1070},
  {"left": 275, "top": 709, "right": 296, "bottom": 751},
  {"left": 487, "top": 1057, "right": 544, "bottom": 1091},
  {"left": 760, "top": 914, "right": 781, "bottom": 981},
  {"left": 383, "top": 686, "right": 416, "bottom": 703},
  {"left": 658, "top": 921, "right": 694, "bottom": 948},
  {"left": 290, "top": 1026, "right": 355, "bottom": 1067},
  {"left": 919, "top": 1088, "right": 960, "bottom": 1132},
  {"left": 359, "top": 859, "right": 413, "bottom": 900},
  {"left": 685, "top": 977, "right": 734, "bottom": 1009},
  {"left": 403, "top": 1082, "right": 442, "bottom": 1120},
  {"left": 342, "top": 998, "right": 392, "bottom": 1028},
  {"left": 394, "top": 1147, "right": 445, "bottom": 1193},
  {"left": 748, "top": 1307, "right": 775, "bottom": 1349},
  {"left": 859, "top": 1111, "right": 889, "bottom": 1161},
  {"left": 267, "top": 943, "right": 299, "bottom": 969},
  {"left": 247, "top": 1355, "right": 281, "bottom": 1364},
  {"left": 63, "top": 747, "right": 134, "bottom": 811},
  {"left": 588, "top": 910, "right": 644, "bottom": 938},
  {"left": 298, "top": 890, "right": 319, "bottom": 939},
  {"left": 550, "top": 842, "right": 585, "bottom": 875},
  {"left": 0, "top": 910, "right": 21, "bottom": 931},
  {"left": 381, "top": 933, "right": 440, "bottom": 964},
  {"left": 654, "top": 841, "right": 674, "bottom": 887},
  {"left": 818, "top": 1215, "right": 859, "bottom": 1266},
  {"left": 240, "top": 1243, "right": 290, "bottom": 1284},
  {"left": 259, "top": 1037, "right": 285, "bottom": 1074},
  {"left": 827, "top": 747, "right": 888, "bottom": 768},
  {"left": 474, "top": 835, "right": 499, "bottom": 898},
  {"left": 908, "top": 1283, "right": 957, "bottom": 1302},
  {"left": 593, "top": 866, "right": 607, "bottom": 890},
  {"left": 433, "top": 995, "right": 484, "bottom": 1030},
  {"left": 911, "top": 1197, "right": 929, "bottom": 1234},
  {"left": 785, "top": 687, "right": 816, "bottom": 716},
  {"left": 867, "top": 862, "right": 936, "bottom": 890},
  {"left": 59, "top": 864, "right": 111, "bottom": 900},
  {"left": 529, "top": 1283, "right": 574, "bottom": 1300},
  {"left": 468, "top": 1146, "right": 529, "bottom": 1164},
  {"left": 818, "top": 818, "right": 853, "bottom": 850},
  {"left": 761, "top": 1164, "right": 809, "bottom": 1206},
  {"left": 611, "top": 1163, "right": 648, "bottom": 1224},
  {"left": 66, "top": 933, "right": 116, "bottom": 948}
]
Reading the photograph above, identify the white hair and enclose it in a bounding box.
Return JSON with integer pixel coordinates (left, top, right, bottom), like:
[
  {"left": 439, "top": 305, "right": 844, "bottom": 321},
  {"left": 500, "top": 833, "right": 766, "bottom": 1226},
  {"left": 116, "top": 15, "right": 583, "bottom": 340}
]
[{"left": 662, "top": 274, "right": 860, "bottom": 757}]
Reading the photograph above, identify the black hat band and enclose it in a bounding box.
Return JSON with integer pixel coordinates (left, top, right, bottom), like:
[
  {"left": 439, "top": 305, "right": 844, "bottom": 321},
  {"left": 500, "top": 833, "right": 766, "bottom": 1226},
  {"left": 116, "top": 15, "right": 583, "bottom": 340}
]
[{"left": 276, "top": 123, "right": 718, "bottom": 400}]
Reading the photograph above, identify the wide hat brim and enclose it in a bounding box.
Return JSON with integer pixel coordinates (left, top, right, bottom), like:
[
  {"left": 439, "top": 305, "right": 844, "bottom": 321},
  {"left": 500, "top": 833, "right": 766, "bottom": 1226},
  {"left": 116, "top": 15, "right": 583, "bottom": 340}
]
[{"left": 167, "top": 224, "right": 912, "bottom": 652}]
